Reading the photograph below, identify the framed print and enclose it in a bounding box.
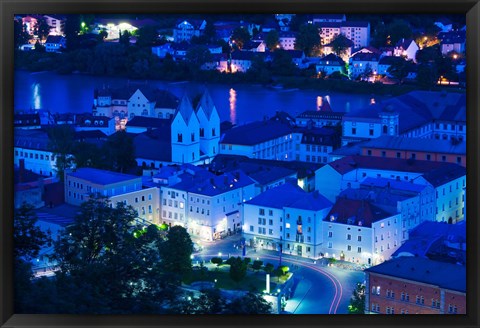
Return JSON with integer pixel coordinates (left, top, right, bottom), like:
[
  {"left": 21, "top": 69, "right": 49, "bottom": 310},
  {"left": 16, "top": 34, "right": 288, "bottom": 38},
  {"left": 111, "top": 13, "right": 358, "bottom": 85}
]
[{"left": 1, "top": 0, "right": 479, "bottom": 327}]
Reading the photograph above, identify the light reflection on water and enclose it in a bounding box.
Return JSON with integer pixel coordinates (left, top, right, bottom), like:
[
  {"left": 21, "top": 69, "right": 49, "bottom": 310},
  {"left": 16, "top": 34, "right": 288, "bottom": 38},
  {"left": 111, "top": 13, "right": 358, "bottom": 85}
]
[
  {"left": 33, "top": 83, "right": 41, "bottom": 109},
  {"left": 229, "top": 88, "right": 237, "bottom": 124}
]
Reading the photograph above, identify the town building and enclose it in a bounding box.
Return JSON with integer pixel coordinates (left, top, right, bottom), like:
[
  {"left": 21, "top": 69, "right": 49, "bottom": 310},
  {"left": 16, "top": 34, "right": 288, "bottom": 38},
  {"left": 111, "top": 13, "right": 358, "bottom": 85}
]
[
  {"left": 92, "top": 85, "right": 180, "bottom": 122},
  {"left": 243, "top": 183, "right": 332, "bottom": 259},
  {"left": 314, "top": 155, "right": 464, "bottom": 205},
  {"left": 295, "top": 126, "right": 340, "bottom": 163},
  {"left": 14, "top": 129, "right": 59, "bottom": 177},
  {"left": 173, "top": 19, "right": 206, "bottom": 43},
  {"left": 160, "top": 166, "right": 256, "bottom": 240},
  {"left": 414, "top": 164, "right": 466, "bottom": 224},
  {"left": 44, "top": 35, "right": 66, "bottom": 53},
  {"left": 64, "top": 167, "right": 159, "bottom": 225},
  {"left": 349, "top": 52, "right": 380, "bottom": 79},
  {"left": 43, "top": 15, "right": 65, "bottom": 36},
  {"left": 341, "top": 177, "right": 436, "bottom": 241},
  {"left": 323, "top": 197, "right": 401, "bottom": 265},
  {"left": 316, "top": 54, "right": 346, "bottom": 76},
  {"left": 438, "top": 30, "right": 466, "bottom": 55},
  {"left": 392, "top": 220, "right": 466, "bottom": 264},
  {"left": 295, "top": 98, "right": 345, "bottom": 128},
  {"left": 312, "top": 14, "right": 346, "bottom": 24},
  {"left": 341, "top": 91, "right": 466, "bottom": 145},
  {"left": 133, "top": 90, "right": 220, "bottom": 167},
  {"left": 360, "top": 135, "right": 466, "bottom": 167},
  {"left": 365, "top": 257, "right": 466, "bottom": 314},
  {"left": 279, "top": 31, "right": 297, "bottom": 50},
  {"left": 317, "top": 21, "right": 370, "bottom": 49},
  {"left": 393, "top": 38, "right": 419, "bottom": 62},
  {"left": 210, "top": 154, "right": 320, "bottom": 193}
]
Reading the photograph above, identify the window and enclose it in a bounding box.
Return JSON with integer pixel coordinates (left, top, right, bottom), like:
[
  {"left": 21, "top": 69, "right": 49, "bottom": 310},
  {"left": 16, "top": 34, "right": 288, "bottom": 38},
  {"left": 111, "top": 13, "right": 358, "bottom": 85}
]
[
  {"left": 357, "top": 247, "right": 362, "bottom": 253},
  {"left": 250, "top": 225, "right": 254, "bottom": 232},
  {"left": 347, "top": 234, "right": 351, "bottom": 240},
  {"left": 199, "top": 128, "right": 204, "bottom": 137},
  {"left": 357, "top": 236, "right": 362, "bottom": 242},
  {"left": 177, "top": 133, "right": 183, "bottom": 142},
  {"left": 352, "top": 127, "right": 356, "bottom": 135},
  {"left": 191, "top": 133, "right": 195, "bottom": 142},
  {"left": 269, "top": 210, "right": 273, "bottom": 216},
  {"left": 347, "top": 245, "right": 351, "bottom": 251},
  {"left": 259, "top": 209, "right": 265, "bottom": 215},
  {"left": 381, "top": 151, "right": 386, "bottom": 157},
  {"left": 367, "top": 150, "right": 372, "bottom": 156},
  {"left": 396, "top": 152, "right": 401, "bottom": 158},
  {"left": 328, "top": 231, "right": 333, "bottom": 238}
]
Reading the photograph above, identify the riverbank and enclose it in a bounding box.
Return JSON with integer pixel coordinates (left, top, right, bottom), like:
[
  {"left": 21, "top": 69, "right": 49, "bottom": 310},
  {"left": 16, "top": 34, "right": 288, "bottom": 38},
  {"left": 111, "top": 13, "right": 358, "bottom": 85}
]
[{"left": 15, "top": 49, "right": 464, "bottom": 98}]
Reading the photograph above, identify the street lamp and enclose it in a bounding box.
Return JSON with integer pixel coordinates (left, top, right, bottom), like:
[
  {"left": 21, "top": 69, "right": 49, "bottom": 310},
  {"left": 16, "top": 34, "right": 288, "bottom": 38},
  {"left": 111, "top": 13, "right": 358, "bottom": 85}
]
[{"left": 218, "top": 252, "right": 222, "bottom": 257}]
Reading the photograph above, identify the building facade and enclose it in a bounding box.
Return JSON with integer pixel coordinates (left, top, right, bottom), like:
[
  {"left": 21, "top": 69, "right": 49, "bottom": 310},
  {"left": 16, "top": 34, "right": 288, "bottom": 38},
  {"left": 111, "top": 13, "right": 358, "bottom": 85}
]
[{"left": 365, "top": 257, "right": 466, "bottom": 314}]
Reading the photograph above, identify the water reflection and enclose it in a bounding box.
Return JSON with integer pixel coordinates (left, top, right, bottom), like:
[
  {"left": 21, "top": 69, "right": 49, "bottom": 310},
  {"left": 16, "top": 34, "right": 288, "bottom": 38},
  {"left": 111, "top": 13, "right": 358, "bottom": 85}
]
[
  {"left": 229, "top": 88, "right": 237, "bottom": 124},
  {"left": 33, "top": 83, "right": 41, "bottom": 109}
]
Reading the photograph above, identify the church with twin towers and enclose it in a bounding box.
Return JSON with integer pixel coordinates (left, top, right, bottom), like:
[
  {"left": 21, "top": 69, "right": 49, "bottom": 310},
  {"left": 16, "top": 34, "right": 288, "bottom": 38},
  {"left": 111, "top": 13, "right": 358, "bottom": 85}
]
[
  {"left": 170, "top": 89, "right": 221, "bottom": 164},
  {"left": 93, "top": 84, "right": 221, "bottom": 165}
]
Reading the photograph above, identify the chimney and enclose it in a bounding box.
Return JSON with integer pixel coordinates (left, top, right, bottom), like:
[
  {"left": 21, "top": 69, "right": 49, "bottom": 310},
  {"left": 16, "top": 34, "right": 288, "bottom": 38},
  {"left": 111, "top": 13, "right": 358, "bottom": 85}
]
[{"left": 19, "top": 159, "right": 25, "bottom": 183}]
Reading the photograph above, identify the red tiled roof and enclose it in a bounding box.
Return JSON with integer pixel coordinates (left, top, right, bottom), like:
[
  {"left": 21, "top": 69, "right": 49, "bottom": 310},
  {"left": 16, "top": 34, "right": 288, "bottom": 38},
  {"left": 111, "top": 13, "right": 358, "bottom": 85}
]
[{"left": 326, "top": 198, "right": 391, "bottom": 227}]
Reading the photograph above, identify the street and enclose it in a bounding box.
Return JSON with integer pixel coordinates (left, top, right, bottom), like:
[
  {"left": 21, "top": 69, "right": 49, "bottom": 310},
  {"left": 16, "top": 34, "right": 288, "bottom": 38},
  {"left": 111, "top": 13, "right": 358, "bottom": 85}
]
[{"left": 192, "top": 234, "right": 365, "bottom": 314}]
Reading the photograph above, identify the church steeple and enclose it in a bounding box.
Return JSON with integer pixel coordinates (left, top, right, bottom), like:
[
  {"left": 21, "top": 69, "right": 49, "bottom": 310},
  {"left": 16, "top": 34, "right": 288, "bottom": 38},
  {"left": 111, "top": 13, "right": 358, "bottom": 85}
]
[
  {"left": 197, "top": 88, "right": 216, "bottom": 120},
  {"left": 176, "top": 93, "right": 195, "bottom": 124}
]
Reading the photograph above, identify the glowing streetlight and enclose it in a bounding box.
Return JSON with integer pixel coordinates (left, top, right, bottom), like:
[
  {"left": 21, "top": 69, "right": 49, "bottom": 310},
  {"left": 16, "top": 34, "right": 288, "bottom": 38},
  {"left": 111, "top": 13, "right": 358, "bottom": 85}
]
[{"left": 218, "top": 252, "right": 222, "bottom": 257}]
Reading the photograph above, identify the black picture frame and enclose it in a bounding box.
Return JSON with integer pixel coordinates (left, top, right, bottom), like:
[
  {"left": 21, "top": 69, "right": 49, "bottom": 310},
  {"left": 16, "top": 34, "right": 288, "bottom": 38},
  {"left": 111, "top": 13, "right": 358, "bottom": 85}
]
[{"left": 1, "top": 0, "right": 479, "bottom": 327}]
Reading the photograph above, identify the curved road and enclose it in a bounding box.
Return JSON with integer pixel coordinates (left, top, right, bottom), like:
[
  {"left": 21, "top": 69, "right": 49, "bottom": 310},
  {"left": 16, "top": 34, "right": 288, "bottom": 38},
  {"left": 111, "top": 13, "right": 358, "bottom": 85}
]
[{"left": 193, "top": 236, "right": 365, "bottom": 314}]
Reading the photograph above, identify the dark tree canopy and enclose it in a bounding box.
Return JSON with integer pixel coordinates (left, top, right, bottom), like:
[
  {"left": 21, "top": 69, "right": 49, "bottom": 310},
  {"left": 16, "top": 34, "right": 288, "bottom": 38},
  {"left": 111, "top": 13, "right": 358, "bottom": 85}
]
[
  {"left": 231, "top": 27, "right": 251, "bottom": 50},
  {"left": 265, "top": 29, "right": 280, "bottom": 51},
  {"left": 159, "top": 225, "right": 194, "bottom": 280},
  {"left": 295, "top": 23, "right": 321, "bottom": 56},
  {"left": 225, "top": 292, "right": 273, "bottom": 314}
]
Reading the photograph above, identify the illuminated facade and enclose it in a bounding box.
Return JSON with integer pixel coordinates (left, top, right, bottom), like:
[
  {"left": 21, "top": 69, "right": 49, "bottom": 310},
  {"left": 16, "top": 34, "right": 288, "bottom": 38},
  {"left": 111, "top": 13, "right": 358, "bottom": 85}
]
[{"left": 160, "top": 168, "right": 256, "bottom": 241}]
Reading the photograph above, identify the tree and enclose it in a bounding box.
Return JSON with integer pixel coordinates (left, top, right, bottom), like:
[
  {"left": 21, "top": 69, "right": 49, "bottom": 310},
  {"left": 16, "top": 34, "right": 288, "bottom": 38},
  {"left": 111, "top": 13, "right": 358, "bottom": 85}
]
[
  {"left": 271, "top": 49, "right": 297, "bottom": 76},
  {"left": 101, "top": 130, "right": 137, "bottom": 173},
  {"left": 72, "top": 141, "right": 102, "bottom": 168},
  {"left": 263, "top": 262, "right": 274, "bottom": 274},
  {"left": 159, "top": 225, "right": 194, "bottom": 281},
  {"left": 348, "top": 282, "right": 366, "bottom": 314},
  {"left": 14, "top": 19, "right": 31, "bottom": 48},
  {"left": 34, "top": 17, "right": 52, "bottom": 42},
  {"left": 387, "top": 59, "right": 412, "bottom": 84},
  {"left": 119, "top": 30, "right": 131, "bottom": 46},
  {"left": 329, "top": 34, "right": 352, "bottom": 58},
  {"left": 225, "top": 292, "right": 273, "bottom": 314},
  {"left": 14, "top": 203, "right": 51, "bottom": 260},
  {"left": 211, "top": 257, "right": 223, "bottom": 266},
  {"left": 47, "top": 124, "right": 76, "bottom": 181},
  {"left": 416, "top": 63, "right": 437, "bottom": 89},
  {"left": 136, "top": 25, "right": 159, "bottom": 48},
  {"left": 229, "top": 256, "right": 248, "bottom": 283},
  {"left": 64, "top": 15, "right": 82, "bottom": 51},
  {"left": 295, "top": 23, "right": 321, "bottom": 56},
  {"left": 186, "top": 45, "right": 213, "bottom": 68},
  {"left": 231, "top": 27, "right": 251, "bottom": 50},
  {"left": 386, "top": 19, "right": 412, "bottom": 45},
  {"left": 52, "top": 195, "right": 172, "bottom": 313},
  {"left": 14, "top": 203, "right": 52, "bottom": 313},
  {"left": 265, "top": 29, "right": 280, "bottom": 51},
  {"left": 171, "top": 288, "right": 225, "bottom": 314},
  {"left": 203, "top": 20, "right": 217, "bottom": 43},
  {"left": 251, "top": 260, "right": 263, "bottom": 272}
]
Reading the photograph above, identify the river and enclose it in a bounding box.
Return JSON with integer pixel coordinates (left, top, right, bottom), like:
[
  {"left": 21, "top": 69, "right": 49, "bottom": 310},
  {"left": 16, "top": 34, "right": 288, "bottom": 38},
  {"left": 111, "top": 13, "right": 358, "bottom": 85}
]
[{"left": 14, "top": 70, "right": 377, "bottom": 125}]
